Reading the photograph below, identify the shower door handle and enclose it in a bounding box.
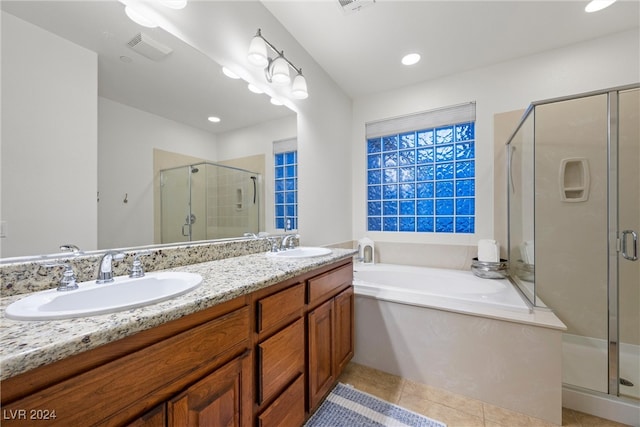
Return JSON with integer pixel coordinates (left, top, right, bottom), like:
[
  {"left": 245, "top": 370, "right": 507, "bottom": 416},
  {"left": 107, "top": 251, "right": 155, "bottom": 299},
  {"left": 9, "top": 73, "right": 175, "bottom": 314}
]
[{"left": 621, "top": 230, "right": 638, "bottom": 261}]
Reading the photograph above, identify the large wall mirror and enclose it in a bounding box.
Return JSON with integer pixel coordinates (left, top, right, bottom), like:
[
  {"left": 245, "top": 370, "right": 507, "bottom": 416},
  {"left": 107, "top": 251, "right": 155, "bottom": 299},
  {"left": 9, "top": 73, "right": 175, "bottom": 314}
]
[{"left": 1, "top": 1, "right": 297, "bottom": 259}]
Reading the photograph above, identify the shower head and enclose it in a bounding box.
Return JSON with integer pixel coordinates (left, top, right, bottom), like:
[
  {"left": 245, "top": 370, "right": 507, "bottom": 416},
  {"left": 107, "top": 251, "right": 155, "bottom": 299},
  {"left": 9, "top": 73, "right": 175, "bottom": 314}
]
[{"left": 191, "top": 166, "right": 199, "bottom": 173}]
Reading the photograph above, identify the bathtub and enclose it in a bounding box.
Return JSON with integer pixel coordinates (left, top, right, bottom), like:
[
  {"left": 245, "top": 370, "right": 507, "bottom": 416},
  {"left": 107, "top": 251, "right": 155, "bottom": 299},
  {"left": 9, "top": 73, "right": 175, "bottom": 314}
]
[
  {"left": 353, "top": 262, "right": 535, "bottom": 320},
  {"left": 351, "top": 262, "right": 566, "bottom": 425}
]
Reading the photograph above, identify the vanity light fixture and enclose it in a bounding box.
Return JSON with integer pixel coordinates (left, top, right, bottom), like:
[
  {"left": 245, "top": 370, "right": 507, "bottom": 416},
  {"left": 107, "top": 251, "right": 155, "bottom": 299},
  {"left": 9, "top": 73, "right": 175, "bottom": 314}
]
[
  {"left": 585, "top": 0, "right": 617, "bottom": 12},
  {"left": 247, "top": 29, "right": 308, "bottom": 99}
]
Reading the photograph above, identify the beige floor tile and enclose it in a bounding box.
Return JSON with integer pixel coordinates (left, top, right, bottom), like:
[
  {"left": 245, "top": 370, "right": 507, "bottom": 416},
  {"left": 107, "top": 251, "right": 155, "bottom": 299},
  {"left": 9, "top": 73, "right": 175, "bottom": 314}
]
[
  {"left": 574, "top": 410, "right": 632, "bottom": 427},
  {"left": 483, "top": 402, "right": 556, "bottom": 427},
  {"left": 561, "top": 408, "right": 582, "bottom": 427},
  {"left": 402, "top": 379, "right": 485, "bottom": 418},
  {"left": 340, "top": 363, "right": 630, "bottom": 427},
  {"left": 338, "top": 363, "right": 404, "bottom": 404},
  {"left": 399, "top": 392, "right": 484, "bottom": 427}
]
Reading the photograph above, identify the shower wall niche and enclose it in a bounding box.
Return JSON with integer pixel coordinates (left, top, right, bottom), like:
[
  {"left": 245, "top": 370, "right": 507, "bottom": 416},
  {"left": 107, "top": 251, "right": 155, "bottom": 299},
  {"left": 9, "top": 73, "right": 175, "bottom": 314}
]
[{"left": 160, "top": 162, "right": 261, "bottom": 243}]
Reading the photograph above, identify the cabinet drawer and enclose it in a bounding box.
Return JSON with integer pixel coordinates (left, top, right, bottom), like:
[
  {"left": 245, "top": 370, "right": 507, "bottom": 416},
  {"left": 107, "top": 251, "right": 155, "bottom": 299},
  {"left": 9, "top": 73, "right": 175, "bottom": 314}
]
[
  {"left": 257, "top": 318, "right": 304, "bottom": 404},
  {"left": 257, "top": 283, "right": 304, "bottom": 334},
  {"left": 308, "top": 263, "right": 352, "bottom": 307},
  {"left": 257, "top": 374, "right": 305, "bottom": 427}
]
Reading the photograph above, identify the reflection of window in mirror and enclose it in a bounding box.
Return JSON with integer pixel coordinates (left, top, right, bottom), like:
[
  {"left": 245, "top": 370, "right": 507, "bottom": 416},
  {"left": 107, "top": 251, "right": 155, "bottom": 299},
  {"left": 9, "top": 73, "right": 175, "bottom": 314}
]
[{"left": 274, "top": 138, "right": 298, "bottom": 231}]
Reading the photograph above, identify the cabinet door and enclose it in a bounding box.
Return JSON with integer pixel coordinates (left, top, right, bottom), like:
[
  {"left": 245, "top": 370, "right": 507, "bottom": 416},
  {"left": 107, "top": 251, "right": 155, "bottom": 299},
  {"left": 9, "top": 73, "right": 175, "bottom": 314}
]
[
  {"left": 168, "top": 353, "right": 251, "bottom": 427},
  {"left": 307, "top": 298, "right": 334, "bottom": 411},
  {"left": 334, "top": 287, "right": 354, "bottom": 376},
  {"left": 127, "top": 404, "right": 166, "bottom": 427}
]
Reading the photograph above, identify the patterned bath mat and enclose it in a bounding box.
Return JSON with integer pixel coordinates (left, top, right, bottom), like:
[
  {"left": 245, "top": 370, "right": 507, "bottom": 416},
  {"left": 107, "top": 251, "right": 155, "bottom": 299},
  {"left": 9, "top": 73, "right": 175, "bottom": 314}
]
[{"left": 305, "top": 383, "right": 446, "bottom": 427}]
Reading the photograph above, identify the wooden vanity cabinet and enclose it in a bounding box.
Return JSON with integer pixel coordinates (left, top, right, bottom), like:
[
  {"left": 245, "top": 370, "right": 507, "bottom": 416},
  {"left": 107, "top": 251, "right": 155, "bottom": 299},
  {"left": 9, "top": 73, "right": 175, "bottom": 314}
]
[
  {"left": 251, "top": 258, "right": 354, "bottom": 425},
  {"left": 253, "top": 282, "right": 306, "bottom": 427},
  {"left": 1, "top": 296, "right": 253, "bottom": 427},
  {"left": 1, "top": 258, "right": 354, "bottom": 427},
  {"left": 307, "top": 263, "right": 354, "bottom": 412}
]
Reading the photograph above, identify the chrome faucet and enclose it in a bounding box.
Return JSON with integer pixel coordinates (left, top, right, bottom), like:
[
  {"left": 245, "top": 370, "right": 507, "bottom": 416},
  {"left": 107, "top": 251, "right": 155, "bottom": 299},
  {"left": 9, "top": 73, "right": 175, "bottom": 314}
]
[
  {"left": 44, "top": 262, "right": 79, "bottom": 291},
  {"left": 281, "top": 234, "right": 300, "bottom": 250},
  {"left": 97, "top": 251, "right": 125, "bottom": 284}
]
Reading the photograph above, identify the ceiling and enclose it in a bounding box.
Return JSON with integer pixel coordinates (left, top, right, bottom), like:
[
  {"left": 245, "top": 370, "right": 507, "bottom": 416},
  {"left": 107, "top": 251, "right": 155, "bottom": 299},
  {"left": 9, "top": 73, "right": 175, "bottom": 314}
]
[
  {"left": 1, "top": 1, "right": 294, "bottom": 135},
  {"left": 263, "top": 0, "right": 640, "bottom": 98},
  {"left": 3, "top": 1, "right": 638, "bottom": 135}
]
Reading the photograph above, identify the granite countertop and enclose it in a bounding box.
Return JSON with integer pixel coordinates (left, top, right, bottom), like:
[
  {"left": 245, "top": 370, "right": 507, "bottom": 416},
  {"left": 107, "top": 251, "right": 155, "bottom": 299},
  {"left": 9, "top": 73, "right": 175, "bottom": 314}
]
[{"left": 0, "top": 249, "right": 355, "bottom": 381}]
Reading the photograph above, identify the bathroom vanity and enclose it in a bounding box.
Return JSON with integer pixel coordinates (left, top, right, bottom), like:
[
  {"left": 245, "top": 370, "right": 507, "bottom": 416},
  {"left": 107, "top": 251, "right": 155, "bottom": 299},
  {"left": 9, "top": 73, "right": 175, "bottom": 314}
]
[{"left": 0, "top": 251, "right": 354, "bottom": 426}]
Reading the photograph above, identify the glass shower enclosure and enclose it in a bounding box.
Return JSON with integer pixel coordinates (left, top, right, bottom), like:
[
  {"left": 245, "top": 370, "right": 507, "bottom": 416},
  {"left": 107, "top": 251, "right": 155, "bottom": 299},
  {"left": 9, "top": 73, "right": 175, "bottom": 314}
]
[
  {"left": 506, "top": 85, "right": 639, "bottom": 404},
  {"left": 160, "top": 162, "right": 261, "bottom": 243}
]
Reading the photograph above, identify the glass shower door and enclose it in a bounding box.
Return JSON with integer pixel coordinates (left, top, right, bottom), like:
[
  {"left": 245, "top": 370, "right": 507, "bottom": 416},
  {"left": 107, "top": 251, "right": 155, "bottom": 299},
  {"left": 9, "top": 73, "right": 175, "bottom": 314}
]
[
  {"left": 160, "top": 166, "right": 191, "bottom": 243},
  {"left": 617, "top": 88, "right": 639, "bottom": 399}
]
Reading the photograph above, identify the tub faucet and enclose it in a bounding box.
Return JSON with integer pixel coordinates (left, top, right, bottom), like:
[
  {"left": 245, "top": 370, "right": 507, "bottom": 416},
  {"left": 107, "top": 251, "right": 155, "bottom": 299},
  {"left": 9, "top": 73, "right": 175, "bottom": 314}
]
[{"left": 97, "top": 251, "right": 125, "bottom": 284}]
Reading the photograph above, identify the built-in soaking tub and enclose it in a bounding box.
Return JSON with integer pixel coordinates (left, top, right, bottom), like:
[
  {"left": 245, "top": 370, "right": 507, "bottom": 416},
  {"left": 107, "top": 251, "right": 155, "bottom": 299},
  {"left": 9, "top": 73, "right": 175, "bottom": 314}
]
[{"left": 351, "top": 263, "right": 566, "bottom": 425}]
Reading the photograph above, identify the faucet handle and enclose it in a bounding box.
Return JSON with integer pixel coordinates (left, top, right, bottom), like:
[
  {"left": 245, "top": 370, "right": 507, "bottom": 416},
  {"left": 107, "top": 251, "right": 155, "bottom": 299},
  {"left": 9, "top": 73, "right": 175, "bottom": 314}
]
[
  {"left": 129, "top": 250, "right": 152, "bottom": 278},
  {"left": 267, "top": 237, "right": 280, "bottom": 253},
  {"left": 43, "top": 262, "right": 79, "bottom": 292}
]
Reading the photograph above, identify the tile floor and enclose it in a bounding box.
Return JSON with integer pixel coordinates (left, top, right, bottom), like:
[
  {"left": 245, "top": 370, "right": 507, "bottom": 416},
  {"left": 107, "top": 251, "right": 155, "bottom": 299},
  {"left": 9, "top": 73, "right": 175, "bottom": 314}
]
[{"left": 338, "top": 362, "right": 631, "bottom": 427}]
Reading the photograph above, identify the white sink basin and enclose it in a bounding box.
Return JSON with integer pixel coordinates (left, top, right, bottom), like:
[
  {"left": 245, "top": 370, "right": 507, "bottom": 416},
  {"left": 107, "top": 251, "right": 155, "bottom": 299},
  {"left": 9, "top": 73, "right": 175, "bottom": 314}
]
[
  {"left": 266, "top": 247, "right": 332, "bottom": 259},
  {"left": 5, "top": 272, "right": 202, "bottom": 321}
]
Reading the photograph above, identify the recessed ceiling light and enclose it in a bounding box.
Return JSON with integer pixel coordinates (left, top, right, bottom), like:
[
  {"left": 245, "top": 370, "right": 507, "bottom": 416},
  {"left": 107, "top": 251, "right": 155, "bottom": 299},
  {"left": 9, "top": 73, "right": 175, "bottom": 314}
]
[
  {"left": 401, "top": 53, "right": 421, "bottom": 66},
  {"left": 270, "top": 98, "right": 284, "bottom": 106},
  {"left": 207, "top": 116, "right": 221, "bottom": 123},
  {"left": 124, "top": 5, "right": 157, "bottom": 28},
  {"left": 585, "top": 0, "right": 617, "bottom": 12},
  {"left": 222, "top": 67, "right": 240, "bottom": 79},
  {"left": 159, "top": 0, "right": 188, "bottom": 10},
  {"left": 119, "top": 55, "right": 133, "bottom": 63},
  {"left": 247, "top": 83, "right": 263, "bottom": 94}
]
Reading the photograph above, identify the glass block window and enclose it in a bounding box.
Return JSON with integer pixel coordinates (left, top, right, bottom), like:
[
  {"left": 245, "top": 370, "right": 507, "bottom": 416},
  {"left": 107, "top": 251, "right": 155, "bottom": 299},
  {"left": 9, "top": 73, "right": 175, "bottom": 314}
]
[
  {"left": 274, "top": 143, "right": 297, "bottom": 230},
  {"left": 366, "top": 103, "right": 475, "bottom": 233}
]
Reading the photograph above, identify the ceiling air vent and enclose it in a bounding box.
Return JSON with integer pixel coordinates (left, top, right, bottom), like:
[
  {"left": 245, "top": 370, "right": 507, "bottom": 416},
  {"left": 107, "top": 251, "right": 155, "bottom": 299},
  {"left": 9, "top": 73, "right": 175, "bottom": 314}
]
[
  {"left": 127, "top": 33, "right": 173, "bottom": 61},
  {"left": 338, "top": 0, "right": 375, "bottom": 14}
]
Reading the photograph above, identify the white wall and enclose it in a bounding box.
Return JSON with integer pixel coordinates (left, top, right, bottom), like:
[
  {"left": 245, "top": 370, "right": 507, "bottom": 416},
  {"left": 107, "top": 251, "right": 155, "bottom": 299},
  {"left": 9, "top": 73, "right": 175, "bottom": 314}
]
[
  {"left": 217, "top": 114, "right": 297, "bottom": 235},
  {"left": 98, "top": 97, "right": 218, "bottom": 249},
  {"left": 351, "top": 29, "right": 640, "bottom": 252},
  {"left": 152, "top": 1, "right": 354, "bottom": 247},
  {"left": 1, "top": 12, "right": 98, "bottom": 258}
]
